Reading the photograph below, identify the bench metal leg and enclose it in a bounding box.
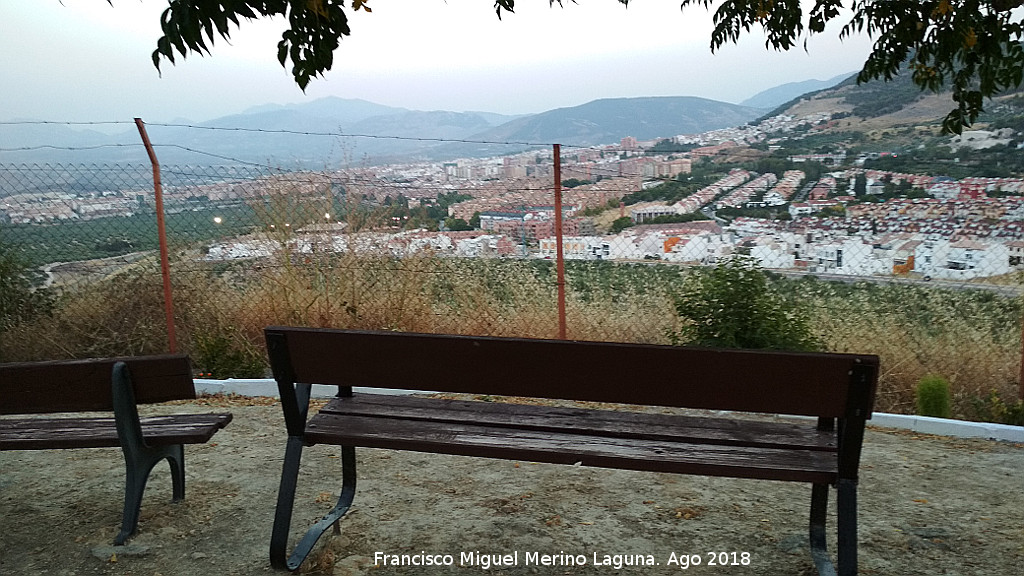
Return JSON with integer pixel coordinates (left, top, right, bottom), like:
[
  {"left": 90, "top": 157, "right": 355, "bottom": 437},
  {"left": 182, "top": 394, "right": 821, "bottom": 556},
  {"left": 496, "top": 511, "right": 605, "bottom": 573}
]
[
  {"left": 809, "top": 482, "right": 837, "bottom": 576},
  {"left": 836, "top": 478, "right": 858, "bottom": 576},
  {"left": 116, "top": 443, "right": 185, "bottom": 545},
  {"left": 809, "top": 480, "right": 858, "bottom": 576},
  {"left": 271, "top": 441, "right": 357, "bottom": 571},
  {"left": 112, "top": 361, "right": 189, "bottom": 545}
]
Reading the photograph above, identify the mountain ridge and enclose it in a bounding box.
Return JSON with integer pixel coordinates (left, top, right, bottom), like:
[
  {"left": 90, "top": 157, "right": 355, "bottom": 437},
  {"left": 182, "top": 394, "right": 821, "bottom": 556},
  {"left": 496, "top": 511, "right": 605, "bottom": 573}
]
[
  {"left": 0, "top": 95, "right": 764, "bottom": 165},
  {"left": 3, "top": 72, "right": 908, "bottom": 166}
]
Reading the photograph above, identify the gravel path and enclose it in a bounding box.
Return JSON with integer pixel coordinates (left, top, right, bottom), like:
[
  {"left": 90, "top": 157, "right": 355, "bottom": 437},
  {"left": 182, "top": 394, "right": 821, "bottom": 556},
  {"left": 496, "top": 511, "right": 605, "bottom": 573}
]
[{"left": 1, "top": 397, "right": 1022, "bottom": 575}]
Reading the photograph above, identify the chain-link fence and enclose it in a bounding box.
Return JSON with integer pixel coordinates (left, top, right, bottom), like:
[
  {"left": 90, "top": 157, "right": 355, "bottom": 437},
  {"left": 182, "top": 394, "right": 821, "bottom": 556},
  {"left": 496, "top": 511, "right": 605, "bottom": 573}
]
[{"left": 2, "top": 156, "right": 1023, "bottom": 422}]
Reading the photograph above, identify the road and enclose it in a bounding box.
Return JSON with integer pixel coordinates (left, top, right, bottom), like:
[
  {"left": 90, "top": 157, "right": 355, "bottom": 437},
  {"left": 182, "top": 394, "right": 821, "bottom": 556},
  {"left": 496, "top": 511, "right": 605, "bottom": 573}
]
[{"left": 773, "top": 269, "right": 1024, "bottom": 296}]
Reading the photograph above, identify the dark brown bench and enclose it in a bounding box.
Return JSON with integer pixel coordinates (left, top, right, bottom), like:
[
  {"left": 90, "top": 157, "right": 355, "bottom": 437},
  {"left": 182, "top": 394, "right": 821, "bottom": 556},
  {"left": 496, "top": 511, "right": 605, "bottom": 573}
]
[
  {"left": 266, "top": 327, "right": 879, "bottom": 575},
  {"left": 0, "top": 355, "right": 232, "bottom": 545}
]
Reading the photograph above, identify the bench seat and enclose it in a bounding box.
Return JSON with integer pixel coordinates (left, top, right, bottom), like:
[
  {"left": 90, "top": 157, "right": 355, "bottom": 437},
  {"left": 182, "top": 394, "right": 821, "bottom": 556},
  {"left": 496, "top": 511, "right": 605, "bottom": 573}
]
[
  {"left": 0, "top": 413, "right": 232, "bottom": 450},
  {"left": 307, "top": 394, "right": 837, "bottom": 483}
]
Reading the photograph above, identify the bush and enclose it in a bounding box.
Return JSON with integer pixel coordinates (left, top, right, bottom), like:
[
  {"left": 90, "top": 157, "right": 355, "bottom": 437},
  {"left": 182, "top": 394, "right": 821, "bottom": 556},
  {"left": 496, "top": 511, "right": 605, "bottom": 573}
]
[
  {"left": 669, "top": 257, "right": 822, "bottom": 351},
  {"left": 916, "top": 375, "right": 952, "bottom": 418},
  {"left": 191, "top": 327, "right": 266, "bottom": 379},
  {"left": 971, "top": 389, "right": 1024, "bottom": 426}
]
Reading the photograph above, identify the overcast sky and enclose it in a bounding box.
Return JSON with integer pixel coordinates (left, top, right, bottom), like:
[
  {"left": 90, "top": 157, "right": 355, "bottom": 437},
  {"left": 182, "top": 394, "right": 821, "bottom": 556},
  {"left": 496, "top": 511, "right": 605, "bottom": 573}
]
[{"left": 2, "top": 1, "right": 876, "bottom": 123}]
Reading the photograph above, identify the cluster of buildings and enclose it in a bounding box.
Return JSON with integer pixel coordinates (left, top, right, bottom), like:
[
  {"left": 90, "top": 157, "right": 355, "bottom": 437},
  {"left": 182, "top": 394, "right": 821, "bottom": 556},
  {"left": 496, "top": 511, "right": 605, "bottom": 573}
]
[
  {"left": 203, "top": 156, "right": 1024, "bottom": 282},
  {"left": 1, "top": 191, "right": 143, "bottom": 224}
]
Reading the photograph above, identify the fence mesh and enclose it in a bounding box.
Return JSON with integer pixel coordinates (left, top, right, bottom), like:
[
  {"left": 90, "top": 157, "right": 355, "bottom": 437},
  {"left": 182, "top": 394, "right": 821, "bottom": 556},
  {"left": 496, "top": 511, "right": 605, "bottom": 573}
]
[{"left": 2, "top": 156, "right": 1022, "bottom": 421}]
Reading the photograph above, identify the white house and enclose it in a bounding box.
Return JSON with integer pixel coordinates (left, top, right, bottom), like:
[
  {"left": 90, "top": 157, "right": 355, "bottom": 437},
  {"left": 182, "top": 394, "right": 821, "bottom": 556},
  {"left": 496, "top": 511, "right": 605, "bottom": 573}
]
[
  {"left": 747, "top": 237, "right": 795, "bottom": 269},
  {"left": 808, "top": 238, "right": 880, "bottom": 276},
  {"left": 914, "top": 239, "right": 1010, "bottom": 279},
  {"left": 538, "top": 235, "right": 607, "bottom": 260}
]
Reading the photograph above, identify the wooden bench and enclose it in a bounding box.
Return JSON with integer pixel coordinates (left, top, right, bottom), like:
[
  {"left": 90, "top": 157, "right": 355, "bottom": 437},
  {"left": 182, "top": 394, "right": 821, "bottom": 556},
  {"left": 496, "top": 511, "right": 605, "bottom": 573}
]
[
  {"left": 265, "top": 327, "right": 879, "bottom": 575},
  {"left": 0, "top": 355, "right": 233, "bottom": 545}
]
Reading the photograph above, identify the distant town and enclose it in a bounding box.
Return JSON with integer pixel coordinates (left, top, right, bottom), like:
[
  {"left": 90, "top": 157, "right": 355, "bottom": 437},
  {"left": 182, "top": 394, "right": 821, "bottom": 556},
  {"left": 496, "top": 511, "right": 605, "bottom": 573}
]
[{"left": 5, "top": 110, "right": 1024, "bottom": 283}]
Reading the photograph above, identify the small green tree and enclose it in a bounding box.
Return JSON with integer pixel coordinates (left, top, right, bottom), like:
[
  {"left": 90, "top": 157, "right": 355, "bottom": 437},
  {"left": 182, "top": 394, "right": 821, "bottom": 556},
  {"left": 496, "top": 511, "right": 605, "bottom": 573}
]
[
  {"left": 443, "top": 217, "right": 472, "bottom": 231},
  {"left": 916, "top": 374, "right": 952, "bottom": 418},
  {"left": 670, "top": 257, "right": 822, "bottom": 351},
  {"left": 853, "top": 172, "right": 868, "bottom": 196},
  {"left": 610, "top": 216, "right": 634, "bottom": 234}
]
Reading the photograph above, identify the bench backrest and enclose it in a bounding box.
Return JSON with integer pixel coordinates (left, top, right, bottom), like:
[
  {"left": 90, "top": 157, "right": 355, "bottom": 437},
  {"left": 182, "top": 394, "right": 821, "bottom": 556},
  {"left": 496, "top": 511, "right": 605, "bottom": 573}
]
[
  {"left": 265, "top": 327, "right": 878, "bottom": 419},
  {"left": 0, "top": 355, "right": 195, "bottom": 415}
]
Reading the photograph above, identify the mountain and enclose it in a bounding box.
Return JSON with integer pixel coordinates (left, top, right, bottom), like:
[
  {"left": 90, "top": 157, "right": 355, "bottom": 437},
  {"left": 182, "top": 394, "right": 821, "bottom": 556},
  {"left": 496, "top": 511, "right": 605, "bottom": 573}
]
[
  {"left": 0, "top": 93, "right": 772, "bottom": 166},
  {"left": 476, "top": 97, "right": 763, "bottom": 146},
  {"left": 238, "top": 96, "right": 407, "bottom": 123},
  {"left": 410, "top": 96, "right": 765, "bottom": 161},
  {"left": 740, "top": 73, "right": 855, "bottom": 109}
]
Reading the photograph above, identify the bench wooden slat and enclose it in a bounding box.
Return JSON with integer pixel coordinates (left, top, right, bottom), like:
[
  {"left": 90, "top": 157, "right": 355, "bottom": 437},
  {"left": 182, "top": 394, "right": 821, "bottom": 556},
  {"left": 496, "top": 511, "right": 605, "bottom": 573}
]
[
  {"left": 304, "top": 412, "right": 837, "bottom": 483},
  {"left": 320, "top": 394, "right": 838, "bottom": 451},
  {"left": 269, "top": 327, "right": 878, "bottom": 418},
  {"left": 0, "top": 413, "right": 233, "bottom": 450},
  {"left": 1, "top": 355, "right": 196, "bottom": 414}
]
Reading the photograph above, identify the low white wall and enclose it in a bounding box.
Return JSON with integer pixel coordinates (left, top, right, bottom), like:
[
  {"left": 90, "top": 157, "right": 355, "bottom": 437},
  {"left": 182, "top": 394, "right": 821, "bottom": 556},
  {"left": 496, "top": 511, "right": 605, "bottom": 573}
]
[
  {"left": 194, "top": 379, "right": 1024, "bottom": 443},
  {"left": 194, "top": 379, "right": 428, "bottom": 399}
]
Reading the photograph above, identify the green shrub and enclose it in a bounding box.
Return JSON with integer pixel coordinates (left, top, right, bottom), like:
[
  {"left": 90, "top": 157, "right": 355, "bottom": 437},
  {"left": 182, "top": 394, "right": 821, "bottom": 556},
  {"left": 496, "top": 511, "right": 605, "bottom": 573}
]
[
  {"left": 916, "top": 375, "right": 952, "bottom": 418},
  {"left": 971, "top": 389, "right": 1024, "bottom": 426},
  {"left": 669, "top": 257, "right": 822, "bottom": 351},
  {"left": 191, "top": 328, "right": 266, "bottom": 379}
]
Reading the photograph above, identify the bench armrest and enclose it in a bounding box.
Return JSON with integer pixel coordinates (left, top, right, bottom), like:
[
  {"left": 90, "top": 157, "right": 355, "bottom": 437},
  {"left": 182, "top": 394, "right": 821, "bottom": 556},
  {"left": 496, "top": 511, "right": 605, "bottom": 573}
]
[
  {"left": 266, "top": 330, "right": 314, "bottom": 437},
  {"left": 112, "top": 362, "right": 148, "bottom": 452}
]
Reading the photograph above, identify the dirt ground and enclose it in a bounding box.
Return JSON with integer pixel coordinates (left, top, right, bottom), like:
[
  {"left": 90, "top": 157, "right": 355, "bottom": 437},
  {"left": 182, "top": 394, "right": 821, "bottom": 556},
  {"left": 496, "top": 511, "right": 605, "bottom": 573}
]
[{"left": 2, "top": 396, "right": 1022, "bottom": 576}]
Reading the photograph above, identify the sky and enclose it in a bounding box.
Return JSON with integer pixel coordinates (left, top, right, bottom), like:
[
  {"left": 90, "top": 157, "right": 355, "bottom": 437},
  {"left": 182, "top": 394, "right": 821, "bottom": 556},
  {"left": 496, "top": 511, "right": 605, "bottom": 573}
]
[{"left": 1, "top": 1, "right": 877, "bottom": 124}]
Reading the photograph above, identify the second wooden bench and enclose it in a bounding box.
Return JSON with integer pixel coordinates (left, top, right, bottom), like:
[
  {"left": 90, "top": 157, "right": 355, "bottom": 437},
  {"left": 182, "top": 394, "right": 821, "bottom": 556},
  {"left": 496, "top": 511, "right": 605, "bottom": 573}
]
[{"left": 0, "top": 355, "right": 233, "bottom": 545}]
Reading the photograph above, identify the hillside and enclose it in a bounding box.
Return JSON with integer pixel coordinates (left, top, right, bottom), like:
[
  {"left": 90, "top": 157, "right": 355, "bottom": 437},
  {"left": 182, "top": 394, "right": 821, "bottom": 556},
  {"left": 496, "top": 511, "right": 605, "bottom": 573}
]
[
  {"left": 773, "top": 68, "right": 1024, "bottom": 145},
  {"left": 739, "top": 72, "right": 854, "bottom": 109}
]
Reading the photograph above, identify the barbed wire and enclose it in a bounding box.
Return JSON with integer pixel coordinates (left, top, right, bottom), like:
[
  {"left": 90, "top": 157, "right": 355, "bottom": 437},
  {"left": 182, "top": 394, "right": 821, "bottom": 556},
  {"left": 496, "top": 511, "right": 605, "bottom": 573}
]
[
  {"left": 0, "top": 120, "right": 134, "bottom": 127},
  {"left": 1, "top": 119, "right": 606, "bottom": 151},
  {"left": 0, "top": 144, "right": 145, "bottom": 153},
  {"left": 150, "top": 144, "right": 275, "bottom": 167},
  {"left": 145, "top": 122, "right": 558, "bottom": 148}
]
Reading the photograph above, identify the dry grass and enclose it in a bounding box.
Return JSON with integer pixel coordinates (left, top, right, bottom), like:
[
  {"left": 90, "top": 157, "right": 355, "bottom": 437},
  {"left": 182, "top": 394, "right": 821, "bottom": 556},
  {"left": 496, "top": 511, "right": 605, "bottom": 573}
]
[{"left": 2, "top": 251, "right": 1021, "bottom": 422}]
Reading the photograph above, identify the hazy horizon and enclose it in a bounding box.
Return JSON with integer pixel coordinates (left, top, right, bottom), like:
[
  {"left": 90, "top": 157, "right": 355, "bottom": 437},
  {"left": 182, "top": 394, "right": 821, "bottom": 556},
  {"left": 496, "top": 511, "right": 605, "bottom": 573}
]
[{"left": 2, "top": 1, "right": 874, "bottom": 125}]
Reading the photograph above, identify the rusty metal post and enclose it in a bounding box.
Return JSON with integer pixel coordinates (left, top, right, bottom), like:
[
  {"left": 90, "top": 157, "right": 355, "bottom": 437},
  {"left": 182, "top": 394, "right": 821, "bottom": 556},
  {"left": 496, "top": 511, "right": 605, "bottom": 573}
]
[
  {"left": 134, "top": 118, "right": 178, "bottom": 353},
  {"left": 553, "top": 144, "right": 567, "bottom": 340},
  {"left": 1020, "top": 311, "right": 1024, "bottom": 400}
]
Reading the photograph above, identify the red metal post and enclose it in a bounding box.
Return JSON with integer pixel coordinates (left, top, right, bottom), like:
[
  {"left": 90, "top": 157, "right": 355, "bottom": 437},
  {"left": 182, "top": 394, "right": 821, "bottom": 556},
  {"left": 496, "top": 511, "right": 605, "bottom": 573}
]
[
  {"left": 553, "top": 144, "right": 567, "bottom": 340},
  {"left": 1020, "top": 316, "right": 1024, "bottom": 400},
  {"left": 134, "top": 118, "right": 178, "bottom": 353}
]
